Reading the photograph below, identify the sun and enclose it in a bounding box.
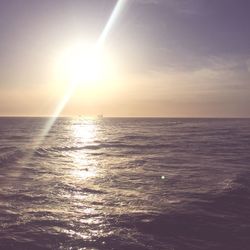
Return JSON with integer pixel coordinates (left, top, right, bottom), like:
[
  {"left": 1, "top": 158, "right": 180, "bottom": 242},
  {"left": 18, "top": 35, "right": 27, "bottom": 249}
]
[
  {"left": 53, "top": 40, "right": 120, "bottom": 103},
  {"left": 57, "top": 42, "right": 106, "bottom": 85}
]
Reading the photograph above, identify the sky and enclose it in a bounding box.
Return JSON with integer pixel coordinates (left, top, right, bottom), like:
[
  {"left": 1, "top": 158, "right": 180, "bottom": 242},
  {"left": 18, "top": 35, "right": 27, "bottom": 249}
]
[{"left": 0, "top": 0, "right": 250, "bottom": 117}]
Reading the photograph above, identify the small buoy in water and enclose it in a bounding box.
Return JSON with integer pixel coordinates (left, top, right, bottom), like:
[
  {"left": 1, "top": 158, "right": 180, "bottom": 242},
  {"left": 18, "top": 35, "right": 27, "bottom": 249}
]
[{"left": 161, "top": 175, "right": 165, "bottom": 180}]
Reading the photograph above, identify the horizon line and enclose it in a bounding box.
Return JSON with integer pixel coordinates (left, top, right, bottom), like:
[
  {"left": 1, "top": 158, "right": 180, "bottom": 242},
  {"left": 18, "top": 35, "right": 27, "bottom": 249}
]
[{"left": 0, "top": 115, "right": 249, "bottom": 119}]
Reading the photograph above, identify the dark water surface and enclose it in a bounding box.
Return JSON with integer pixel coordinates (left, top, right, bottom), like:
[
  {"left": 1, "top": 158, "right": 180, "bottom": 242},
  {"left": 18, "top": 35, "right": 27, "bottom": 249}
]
[{"left": 0, "top": 117, "right": 250, "bottom": 250}]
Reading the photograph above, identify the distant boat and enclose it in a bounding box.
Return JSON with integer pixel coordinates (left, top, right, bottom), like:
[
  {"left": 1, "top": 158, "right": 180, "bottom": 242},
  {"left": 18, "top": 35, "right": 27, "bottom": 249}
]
[{"left": 97, "top": 114, "right": 103, "bottom": 119}]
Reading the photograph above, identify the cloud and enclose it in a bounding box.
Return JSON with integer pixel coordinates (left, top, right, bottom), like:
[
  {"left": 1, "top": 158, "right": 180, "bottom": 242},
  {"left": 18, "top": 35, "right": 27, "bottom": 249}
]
[{"left": 131, "top": 55, "right": 250, "bottom": 104}]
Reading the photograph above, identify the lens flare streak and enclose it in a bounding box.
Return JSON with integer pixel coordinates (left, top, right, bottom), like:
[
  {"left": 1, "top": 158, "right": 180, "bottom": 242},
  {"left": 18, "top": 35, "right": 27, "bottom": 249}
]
[{"left": 96, "top": 0, "right": 126, "bottom": 48}]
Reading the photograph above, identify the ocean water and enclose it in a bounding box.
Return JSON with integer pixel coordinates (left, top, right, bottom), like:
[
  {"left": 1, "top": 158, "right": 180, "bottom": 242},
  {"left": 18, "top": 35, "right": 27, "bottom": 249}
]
[{"left": 0, "top": 117, "right": 250, "bottom": 250}]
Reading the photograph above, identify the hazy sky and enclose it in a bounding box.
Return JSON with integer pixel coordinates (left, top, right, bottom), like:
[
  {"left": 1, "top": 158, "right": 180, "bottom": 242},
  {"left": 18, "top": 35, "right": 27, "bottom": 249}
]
[{"left": 0, "top": 0, "right": 250, "bottom": 117}]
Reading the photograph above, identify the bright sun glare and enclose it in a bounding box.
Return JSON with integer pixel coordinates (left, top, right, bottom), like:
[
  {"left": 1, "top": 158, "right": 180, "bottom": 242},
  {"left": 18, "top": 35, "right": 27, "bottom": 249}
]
[{"left": 57, "top": 42, "right": 110, "bottom": 86}]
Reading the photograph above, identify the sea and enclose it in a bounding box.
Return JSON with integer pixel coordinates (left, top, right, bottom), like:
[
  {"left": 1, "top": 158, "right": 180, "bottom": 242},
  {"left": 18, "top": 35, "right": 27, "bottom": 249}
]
[{"left": 0, "top": 117, "right": 250, "bottom": 250}]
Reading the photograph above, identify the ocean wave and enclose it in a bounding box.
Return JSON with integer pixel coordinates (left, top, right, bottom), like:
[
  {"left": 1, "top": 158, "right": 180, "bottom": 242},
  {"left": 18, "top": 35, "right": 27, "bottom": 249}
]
[
  {"left": 0, "top": 150, "right": 24, "bottom": 166},
  {"left": 0, "top": 193, "right": 48, "bottom": 203},
  {"left": 0, "top": 146, "right": 17, "bottom": 153},
  {"left": 5, "top": 135, "right": 29, "bottom": 140},
  {"left": 118, "top": 135, "right": 160, "bottom": 140},
  {"left": 34, "top": 143, "right": 172, "bottom": 155},
  {"left": 54, "top": 183, "right": 106, "bottom": 195}
]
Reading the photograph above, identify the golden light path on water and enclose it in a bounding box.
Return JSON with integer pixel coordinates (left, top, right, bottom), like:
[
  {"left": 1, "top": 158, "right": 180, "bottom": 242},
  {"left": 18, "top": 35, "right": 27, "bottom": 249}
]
[
  {"left": 70, "top": 118, "right": 98, "bottom": 180},
  {"left": 60, "top": 118, "right": 105, "bottom": 240},
  {"left": 35, "top": 0, "right": 127, "bottom": 151}
]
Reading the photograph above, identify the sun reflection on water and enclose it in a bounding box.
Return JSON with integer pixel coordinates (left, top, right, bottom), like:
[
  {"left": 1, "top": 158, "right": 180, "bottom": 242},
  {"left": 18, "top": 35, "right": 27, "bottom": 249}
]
[
  {"left": 72, "top": 118, "right": 97, "bottom": 143},
  {"left": 60, "top": 118, "right": 108, "bottom": 242},
  {"left": 70, "top": 117, "right": 99, "bottom": 180},
  {"left": 71, "top": 168, "right": 96, "bottom": 180}
]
